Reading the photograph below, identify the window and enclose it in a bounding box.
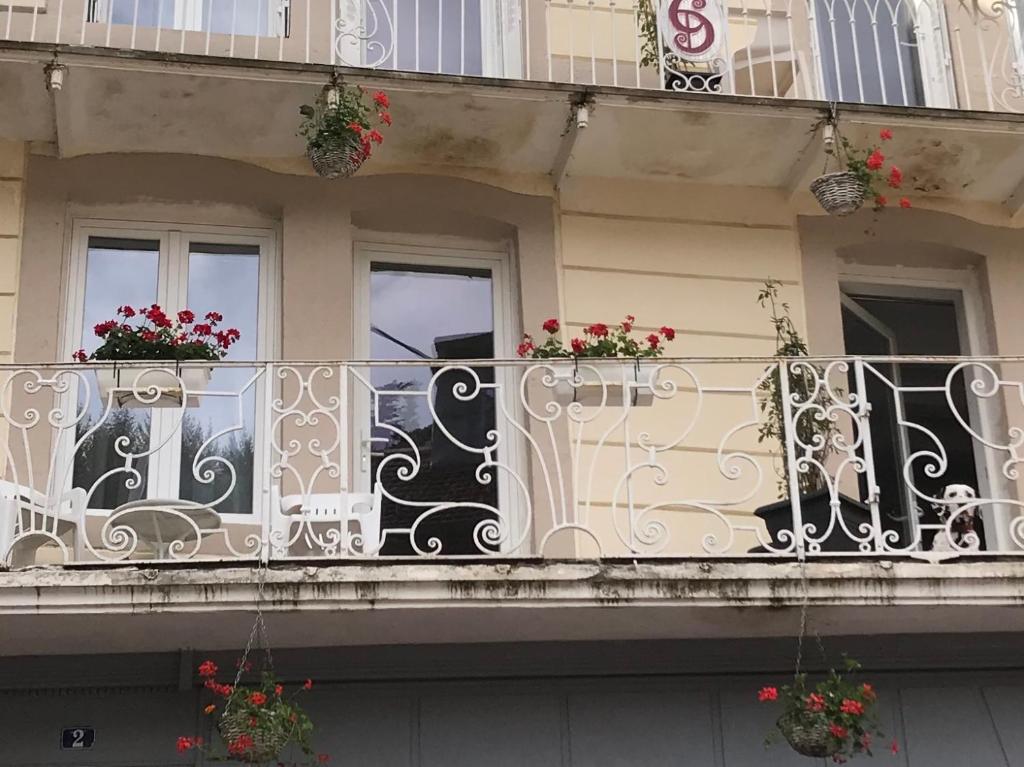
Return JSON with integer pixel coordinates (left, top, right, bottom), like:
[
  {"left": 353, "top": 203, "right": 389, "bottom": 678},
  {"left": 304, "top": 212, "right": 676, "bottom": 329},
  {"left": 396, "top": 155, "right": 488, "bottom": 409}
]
[
  {"left": 88, "top": 0, "right": 288, "bottom": 36},
  {"left": 354, "top": 243, "right": 522, "bottom": 554},
  {"left": 65, "top": 223, "right": 276, "bottom": 516}
]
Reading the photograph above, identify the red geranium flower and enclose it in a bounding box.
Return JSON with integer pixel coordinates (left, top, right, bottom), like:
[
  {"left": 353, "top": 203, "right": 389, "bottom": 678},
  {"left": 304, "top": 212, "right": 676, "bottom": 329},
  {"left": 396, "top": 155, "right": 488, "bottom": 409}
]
[
  {"left": 806, "top": 693, "right": 826, "bottom": 712},
  {"left": 829, "top": 724, "right": 849, "bottom": 740},
  {"left": 860, "top": 683, "right": 876, "bottom": 700},
  {"left": 516, "top": 336, "right": 536, "bottom": 357},
  {"left": 176, "top": 736, "right": 193, "bottom": 753},
  {"left": 874, "top": 195, "right": 888, "bottom": 208},
  {"left": 880, "top": 128, "right": 893, "bottom": 140},
  {"left": 373, "top": 91, "right": 390, "bottom": 108},
  {"left": 368, "top": 130, "right": 384, "bottom": 145},
  {"left": 198, "top": 660, "right": 218, "bottom": 678},
  {"left": 890, "top": 740, "right": 900, "bottom": 754},
  {"left": 275, "top": 684, "right": 284, "bottom": 696},
  {"left": 72, "top": 349, "right": 88, "bottom": 363},
  {"left": 249, "top": 692, "right": 268, "bottom": 706},
  {"left": 866, "top": 149, "right": 885, "bottom": 170},
  {"left": 757, "top": 686, "right": 778, "bottom": 702},
  {"left": 888, "top": 166, "right": 903, "bottom": 188},
  {"left": 586, "top": 323, "right": 609, "bottom": 338},
  {"left": 379, "top": 112, "right": 392, "bottom": 126},
  {"left": 570, "top": 338, "right": 586, "bottom": 355},
  {"left": 303, "top": 679, "right": 314, "bottom": 690},
  {"left": 899, "top": 197, "right": 911, "bottom": 208},
  {"left": 646, "top": 333, "right": 660, "bottom": 349},
  {"left": 205, "top": 311, "right": 223, "bottom": 323},
  {"left": 660, "top": 326, "right": 675, "bottom": 341},
  {"left": 118, "top": 305, "right": 136, "bottom": 317},
  {"left": 542, "top": 318, "right": 560, "bottom": 334},
  {"left": 177, "top": 309, "right": 195, "bottom": 324},
  {"left": 839, "top": 699, "right": 864, "bottom": 716}
]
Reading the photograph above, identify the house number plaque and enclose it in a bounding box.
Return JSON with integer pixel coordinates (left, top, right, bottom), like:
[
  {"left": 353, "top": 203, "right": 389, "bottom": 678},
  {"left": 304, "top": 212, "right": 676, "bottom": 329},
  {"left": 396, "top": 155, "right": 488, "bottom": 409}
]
[{"left": 61, "top": 726, "right": 95, "bottom": 750}]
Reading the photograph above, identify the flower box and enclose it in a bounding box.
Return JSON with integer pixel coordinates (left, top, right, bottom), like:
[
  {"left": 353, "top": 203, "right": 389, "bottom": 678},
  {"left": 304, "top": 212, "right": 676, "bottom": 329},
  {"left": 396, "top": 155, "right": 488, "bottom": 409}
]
[
  {"left": 94, "top": 365, "right": 212, "bottom": 409},
  {"left": 548, "top": 361, "right": 657, "bottom": 407}
]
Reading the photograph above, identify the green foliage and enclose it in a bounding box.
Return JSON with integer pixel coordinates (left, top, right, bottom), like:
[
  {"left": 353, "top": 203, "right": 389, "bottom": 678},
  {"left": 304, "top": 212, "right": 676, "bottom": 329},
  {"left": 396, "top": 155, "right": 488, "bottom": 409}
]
[
  {"left": 298, "top": 81, "right": 390, "bottom": 154},
  {"left": 756, "top": 280, "right": 839, "bottom": 497}
]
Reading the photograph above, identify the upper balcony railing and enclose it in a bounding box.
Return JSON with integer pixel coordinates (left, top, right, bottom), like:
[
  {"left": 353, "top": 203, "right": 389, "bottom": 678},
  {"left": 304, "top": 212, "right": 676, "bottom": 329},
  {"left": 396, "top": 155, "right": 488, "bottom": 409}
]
[
  {"left": 1, "top": 356, "right": 1023, "bottom": 567},
  {"left": 3, "top": 0, "right": 1024, "bottom": 111}
]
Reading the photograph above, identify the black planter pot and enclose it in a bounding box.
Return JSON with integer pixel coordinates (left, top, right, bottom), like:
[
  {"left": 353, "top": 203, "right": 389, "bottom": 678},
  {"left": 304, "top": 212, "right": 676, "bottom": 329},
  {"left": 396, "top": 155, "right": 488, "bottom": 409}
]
[{"left": 750, "top": 488, "right": 871, "bottom": 553}]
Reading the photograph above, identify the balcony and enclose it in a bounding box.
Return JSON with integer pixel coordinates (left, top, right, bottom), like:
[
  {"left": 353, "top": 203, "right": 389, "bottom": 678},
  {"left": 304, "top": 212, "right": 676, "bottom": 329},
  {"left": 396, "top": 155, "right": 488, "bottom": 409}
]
[
  {"left": 2, "top": 0, "right": 1024, "bottom": 111},
  {"left": 2, "top": 355, "right": 1023, "bottom": 568}
]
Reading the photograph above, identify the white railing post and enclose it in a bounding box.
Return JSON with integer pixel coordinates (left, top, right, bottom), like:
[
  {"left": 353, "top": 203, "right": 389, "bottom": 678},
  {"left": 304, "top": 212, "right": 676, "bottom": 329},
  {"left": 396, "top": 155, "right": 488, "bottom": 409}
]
[
  {"left": 778, "top": 359, "right": 807, "bottom": 560},
  {"left": 853, "top": 357, "right": 884, "bottom": 552}
]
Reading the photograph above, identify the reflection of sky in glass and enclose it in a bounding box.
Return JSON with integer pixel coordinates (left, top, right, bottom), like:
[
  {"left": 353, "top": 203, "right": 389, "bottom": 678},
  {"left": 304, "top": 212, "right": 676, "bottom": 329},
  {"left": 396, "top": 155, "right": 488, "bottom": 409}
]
[
  {"left": 109, "top": 0, "right": 273, "bottom": 35},
  {"left": 80, "top": 241, "right": 160, "bottom": 355},
  {"left": 370, "top": 265, "right": 492, "bottom": 432}
]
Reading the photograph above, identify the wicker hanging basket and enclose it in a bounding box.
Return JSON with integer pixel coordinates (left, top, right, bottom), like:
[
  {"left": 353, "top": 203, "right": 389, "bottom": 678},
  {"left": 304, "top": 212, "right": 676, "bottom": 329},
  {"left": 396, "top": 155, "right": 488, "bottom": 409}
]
[
  {"left": 217, "top": 707, "right": 294, "bottom": 763},
  {"left": 777, "top": 711, "right": 842, "bottom": 758},
  {"left": 810, "top": 171, "right": 867, "bottom": 216},
  {"left": 308, "top": 132, "right": 367, "bottom": 179}
]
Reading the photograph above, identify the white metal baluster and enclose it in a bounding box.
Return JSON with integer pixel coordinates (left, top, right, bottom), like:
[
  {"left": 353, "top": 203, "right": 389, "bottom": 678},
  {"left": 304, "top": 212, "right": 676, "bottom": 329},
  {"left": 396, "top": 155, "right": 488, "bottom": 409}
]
[
  {"left": 567, "top": 0, "right": 576, "bottom": 82},
  {"left": 260, "top": 361, "right": 274, "bottom": 563},
  {"left": 588, "top": 0, "right": 596, "bottom": 83},
  {"left": 461, "top": 0, "right": 466, "bottom": 73},
  {"left": 778, "top": 361, "right": 807, "bottom": 559},
  {"left": 437, "top": 0, "right": 443, "bottom": 71},
  {"left": 632, "top": 0, "right": 641, "bottom": 86},
  {"left": 740, "top": 0, "right": 756, "bottom": 94},
  {"left": 230, "top": 0, "right": 237, "bottom": 57},
  {"left": 56, "top": 0, "right": 65, "bottom": 43},
  {"left": 825, "top": 0, "right": 845, "bottom": 99},
  {"left": 546, "top": 0, "right": 553, "bottom": 80},
  {"left": 105, "top": 0, "right": 113, "bottom": 47},
  {"left": 846, "top": 0, "right": 866, "bottom": 101},
  {"left": 130, "top": 0, "right": 139, "bottom": 49},
  {"left": 888, "top": 0, "right": 910, "bottom": 105},
  {"left": 853, "top": 358, "right": 885, "bottom": 552},
  {"left": 5, "top": 2, "right": 15, "bottom": 41},
  {"left": 29, "top": 0, "right": 38, "bottom": 40},
  {"left": 610, "top": 0, "right": 618, "bottom": 86},
  {"left": 972, "top": 7, "right": 995, "bottom": 110},
  {"left": 415, "top": 0, "right": 421, "bottom": 69},
  {"left": 277, "top": 0, "right": 285, "bottom": 59},
  {"left": 155, "top": 0, "right": 163, "bottom": 50},
  {"left": 524, "top": 0, "right": 531, "bottom": 78},
  {"left": 718, "top": 0, "right": 735, "bottom": 93},
  {"left": 952, "top": 23, "right": 970, "bottom": 109},
  {"left": 205, "top": 0, "right": 213, "bottom": 53},
  {"left": 765, "top": 0, "right": 780, "bottom": 96},
  {"left": 868, "top": 1, "right": 887, "bottom": 103},
  {"left": 785, "top": 0, "right": 801, "bottom": 97},
  {"left": 305, "top": 0, "right": 310, "bottom": 62},
  {"left": 79, "top": 0, "right": 87, "bottom": 43},
  {"left": 255, "top": 0, "right": 263, "bottom": 58},
  {"left": 394, "top": 0, "right": 401, "bottom": 69}
]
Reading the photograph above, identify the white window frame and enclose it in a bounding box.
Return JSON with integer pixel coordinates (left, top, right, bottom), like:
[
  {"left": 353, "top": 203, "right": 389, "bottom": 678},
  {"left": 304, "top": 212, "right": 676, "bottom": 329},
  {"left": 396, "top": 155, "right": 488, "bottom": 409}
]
[
  {"left": 60, "top": 218, "right": 280, "bottom": 523},
  {"left": 352, "top": 239, "right": 528, "bottom": 554},
  {"left": 89, "top": 0, "right": 287, "bottom": 36},
  {"left": 838, "top": 262, "right": 1010, "bottom": 551}
]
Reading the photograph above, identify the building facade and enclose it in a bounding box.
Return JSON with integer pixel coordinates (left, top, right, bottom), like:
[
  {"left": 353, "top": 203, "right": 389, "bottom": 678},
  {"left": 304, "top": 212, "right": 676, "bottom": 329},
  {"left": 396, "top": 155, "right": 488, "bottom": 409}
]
[{"left": 2, "top": 1, "right": 1024, "bottom": 764}]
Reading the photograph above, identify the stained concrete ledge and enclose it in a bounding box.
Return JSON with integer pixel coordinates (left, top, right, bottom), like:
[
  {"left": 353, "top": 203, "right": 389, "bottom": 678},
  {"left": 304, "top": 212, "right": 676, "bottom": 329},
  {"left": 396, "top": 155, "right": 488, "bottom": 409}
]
[{"left": 1, "top": 559, "right": 1023, "bottom": 655}]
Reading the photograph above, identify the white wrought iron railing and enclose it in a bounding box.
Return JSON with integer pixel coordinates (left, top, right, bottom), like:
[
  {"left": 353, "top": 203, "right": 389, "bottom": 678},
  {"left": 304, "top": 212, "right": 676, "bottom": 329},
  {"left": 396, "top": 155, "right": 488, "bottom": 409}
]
[
  {"left": 1, "top": 356, "right": 1023, "bottom": 566},
  {"left": 3, "top": 0, "right": 1024, "bottom": 110}
]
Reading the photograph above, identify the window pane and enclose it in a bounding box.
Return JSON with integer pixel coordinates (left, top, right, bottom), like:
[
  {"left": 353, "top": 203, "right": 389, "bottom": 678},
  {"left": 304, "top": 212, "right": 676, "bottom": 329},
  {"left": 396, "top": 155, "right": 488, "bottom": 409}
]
[
  {"left": 369, "top": 262, "right": 498, "bottom": 554},
  {"left": 73, "top": 237, "right": 160, "bottom": 510},
  {"left": 107, "top": 0, "right": 274, "bottom": 36},
  {"left": 368, "top": 0, "right": 483, "bottom": 74},
  {"left": 178, "top": 243, "right": 261, "bottom": 515}
]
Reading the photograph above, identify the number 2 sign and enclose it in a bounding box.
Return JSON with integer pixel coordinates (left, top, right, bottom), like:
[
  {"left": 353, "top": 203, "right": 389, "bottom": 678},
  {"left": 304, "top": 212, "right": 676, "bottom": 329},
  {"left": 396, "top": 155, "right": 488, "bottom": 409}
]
[{"left": 61, "top": 727, "right": 95, "bottom": 750}]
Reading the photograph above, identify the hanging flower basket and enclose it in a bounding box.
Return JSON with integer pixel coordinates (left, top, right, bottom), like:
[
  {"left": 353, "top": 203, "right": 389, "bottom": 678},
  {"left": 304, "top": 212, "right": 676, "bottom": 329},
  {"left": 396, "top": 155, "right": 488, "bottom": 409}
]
[
  {"left": 758, "top": 658, "right": 895, "bottom": 761},
  {"left": 809, "top": 171, "right": 867, "bottom": 217},
  {"left": 811, "top": 126, "right": 912, "bottom": 216},
  {"left": 177, "top": 660, "right": 327, "bottom": 765},
  {"left": 308, "top": 132, "right": 368, "bottom": 179},
  {"left": 776, "top": 711, "right": 843, "bottom": 758},
  {"left": 300, "top": 79, "right": 392, "bottom": 179}
]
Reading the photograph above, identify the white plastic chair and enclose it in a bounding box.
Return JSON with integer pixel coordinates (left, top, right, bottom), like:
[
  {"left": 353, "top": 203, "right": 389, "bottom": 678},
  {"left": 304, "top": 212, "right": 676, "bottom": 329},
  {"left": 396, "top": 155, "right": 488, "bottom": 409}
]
[
  {"left": 0, "top": 480, "right": 88, "bottom": 566},
  {"left": 270, "top": 485, "right": 383, "bottom": 557}
]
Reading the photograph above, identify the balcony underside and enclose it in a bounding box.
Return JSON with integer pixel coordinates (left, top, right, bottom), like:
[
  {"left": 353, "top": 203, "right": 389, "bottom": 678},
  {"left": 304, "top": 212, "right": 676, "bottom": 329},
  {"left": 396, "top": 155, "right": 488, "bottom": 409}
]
[
  {"left": 4, "top": 43, "right": 1024, "bottom": 214},
  {"left": 1, "top": 560, "right": 1023, "bottom": 655}
]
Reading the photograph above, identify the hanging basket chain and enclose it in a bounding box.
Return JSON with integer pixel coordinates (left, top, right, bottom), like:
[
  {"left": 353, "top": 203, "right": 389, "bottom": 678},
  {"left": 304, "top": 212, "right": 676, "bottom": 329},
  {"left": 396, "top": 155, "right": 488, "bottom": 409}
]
[{"left": 228, "top": 562, "right": 274, "bottom": 701}]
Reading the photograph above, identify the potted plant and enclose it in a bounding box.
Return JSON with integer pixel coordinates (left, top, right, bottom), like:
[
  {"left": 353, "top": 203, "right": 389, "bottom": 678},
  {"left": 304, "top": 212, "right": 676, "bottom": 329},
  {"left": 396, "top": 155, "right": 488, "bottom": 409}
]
[
  {"left": 752, "top": 281, "right": 870, "bottom": 552},
  {"left": 72, "top": 305, "right": 240, "bottom": 409},
  {"left": 177, "top": 659, "right": 328, "bottom": 765},
  {"left": 811, "top": 127, "right": 912, "bottom": 216},
  {"left": 758, "top": 658, "right": 893, "bottom": 761},
  {"left": 517, "top": 316, "right": 675, "bottom": 406},
  {"left": 299, "top": 77, "right": 392, "bottom": 179}
]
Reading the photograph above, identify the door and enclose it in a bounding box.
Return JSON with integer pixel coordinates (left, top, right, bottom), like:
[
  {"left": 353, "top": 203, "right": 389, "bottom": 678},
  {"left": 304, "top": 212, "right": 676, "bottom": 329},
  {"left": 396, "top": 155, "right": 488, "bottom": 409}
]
[
  {"left": 347, "top": 0, "right": 523, "bottom": 75},
  {"left": 840, "top": 290, "right": 985, "bottom": 550},
  {"left": 354, "top": 243, "right": 521, "bottom": 555},
  {"left": 92, "top": 0, "right": 286, "bottom": 35},
  {"left": 64, "top": 224, "right": 274, "bottom": 518},
  {"left": 812, "top": 0, "right": 954, "bottom": 106}
]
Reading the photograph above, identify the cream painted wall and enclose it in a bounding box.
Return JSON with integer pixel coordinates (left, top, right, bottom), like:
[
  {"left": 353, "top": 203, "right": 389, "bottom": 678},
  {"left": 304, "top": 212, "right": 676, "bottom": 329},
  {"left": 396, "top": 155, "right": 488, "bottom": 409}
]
[{"left": 553, "top": 177, "right": 804, "bottom": 554}]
